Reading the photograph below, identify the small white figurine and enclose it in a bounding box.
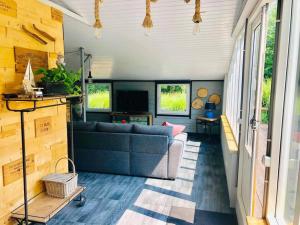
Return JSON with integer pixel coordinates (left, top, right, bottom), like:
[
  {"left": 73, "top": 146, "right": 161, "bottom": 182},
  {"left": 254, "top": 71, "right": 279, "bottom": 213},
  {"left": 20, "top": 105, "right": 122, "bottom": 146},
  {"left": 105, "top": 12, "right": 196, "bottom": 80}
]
[
  {"left": 22, "top": 60, "right": 43, "bottom": 97},
  {"left": 23, "top": 60, "right": 36, "bottom": 96}
]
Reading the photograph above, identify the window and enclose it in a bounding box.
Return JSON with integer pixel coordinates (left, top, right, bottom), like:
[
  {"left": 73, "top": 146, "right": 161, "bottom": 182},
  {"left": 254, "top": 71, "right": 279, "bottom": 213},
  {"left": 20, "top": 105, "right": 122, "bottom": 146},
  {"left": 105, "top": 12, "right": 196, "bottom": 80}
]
[
  {"left": 224, "top": 31, "right": 245, "bottom": 142},
  {"left": 156, "top": 82, "right": 191, "bottom": 116},
  {"left": 86, "top": 82, "right": 112, "bottom": 112}
]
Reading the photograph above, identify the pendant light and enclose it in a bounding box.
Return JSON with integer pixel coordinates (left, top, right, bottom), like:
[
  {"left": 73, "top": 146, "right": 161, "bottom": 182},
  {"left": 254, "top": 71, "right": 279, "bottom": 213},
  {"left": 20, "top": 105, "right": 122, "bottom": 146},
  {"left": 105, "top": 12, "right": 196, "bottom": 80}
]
[
  {"left": 94, "top": 0, "right": 103, "bottom": 39},
  {"left": 142, "top": 0, "right": 157, "bottom": 36},
  {"left": 87, "top": 55, "right": 93, "bottom": 84},
  {"left": 88, "top": 71, "right": 93, "bottom": 84},
  {"left": 192, "top": 0, "right": 202, "bottom": 35}
]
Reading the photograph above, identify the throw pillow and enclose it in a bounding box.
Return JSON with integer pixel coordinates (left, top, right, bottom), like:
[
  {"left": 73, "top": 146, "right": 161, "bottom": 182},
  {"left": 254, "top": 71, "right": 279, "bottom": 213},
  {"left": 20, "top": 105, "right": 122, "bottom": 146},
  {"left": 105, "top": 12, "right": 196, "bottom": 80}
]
[{"left": 162, "top": 121, "right": 186, "bottom": 137}]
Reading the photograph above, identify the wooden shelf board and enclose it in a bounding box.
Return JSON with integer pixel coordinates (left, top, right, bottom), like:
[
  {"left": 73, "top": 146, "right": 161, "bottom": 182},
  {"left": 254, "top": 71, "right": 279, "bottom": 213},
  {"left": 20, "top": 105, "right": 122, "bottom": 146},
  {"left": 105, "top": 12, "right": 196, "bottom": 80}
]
[
  {"left": 4, "top": 95, "right": 82, "bottom": 101},
  {"left": 246, "top": 216, "right": 268, "bottom": 225},
  {"left": 11, "top": 186, "right": 85, "bottom": 223}
]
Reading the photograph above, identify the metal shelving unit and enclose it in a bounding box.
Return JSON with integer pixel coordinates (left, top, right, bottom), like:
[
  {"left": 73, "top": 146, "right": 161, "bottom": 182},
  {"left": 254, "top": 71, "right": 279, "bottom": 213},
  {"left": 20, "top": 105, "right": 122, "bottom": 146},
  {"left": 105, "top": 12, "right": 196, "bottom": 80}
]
[{"left": 3, "top": 95, "right": 83, "bottom": 225}]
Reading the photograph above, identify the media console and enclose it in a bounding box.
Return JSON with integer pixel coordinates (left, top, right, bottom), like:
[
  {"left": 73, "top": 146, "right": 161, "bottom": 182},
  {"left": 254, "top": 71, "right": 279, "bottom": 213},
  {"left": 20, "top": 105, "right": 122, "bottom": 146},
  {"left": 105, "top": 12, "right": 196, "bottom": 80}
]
[{"left": 110, "top": 112, "right": 153, "bottom": 125}]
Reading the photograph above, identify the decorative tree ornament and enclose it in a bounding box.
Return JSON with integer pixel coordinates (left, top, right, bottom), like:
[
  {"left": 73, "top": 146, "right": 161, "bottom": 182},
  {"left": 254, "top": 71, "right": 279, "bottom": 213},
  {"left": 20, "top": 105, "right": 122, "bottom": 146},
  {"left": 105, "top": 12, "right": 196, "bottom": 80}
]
[
  {"left": 192, "top": 0, "right": 202, "bottom": 35},
  {"left": 94, "top": 0, "right": 103, "bottom": 39},
  {"left": 142, "top": 0, "right": 153, "bottom": 36}
]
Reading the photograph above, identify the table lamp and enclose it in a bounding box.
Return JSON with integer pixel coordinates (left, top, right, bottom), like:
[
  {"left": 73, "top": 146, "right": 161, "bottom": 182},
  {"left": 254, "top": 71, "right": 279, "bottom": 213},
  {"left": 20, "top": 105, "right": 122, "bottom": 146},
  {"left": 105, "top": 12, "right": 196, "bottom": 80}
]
[{"left": 205, "top": 102, "right": 216, "bottom": 118}]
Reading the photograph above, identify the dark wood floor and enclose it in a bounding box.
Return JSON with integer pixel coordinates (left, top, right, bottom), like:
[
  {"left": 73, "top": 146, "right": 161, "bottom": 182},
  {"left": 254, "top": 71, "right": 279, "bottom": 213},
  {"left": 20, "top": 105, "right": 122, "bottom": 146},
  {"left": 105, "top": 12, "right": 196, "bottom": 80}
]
[{"left": 48, "top": 134, "right": 237, "bottom": 225}]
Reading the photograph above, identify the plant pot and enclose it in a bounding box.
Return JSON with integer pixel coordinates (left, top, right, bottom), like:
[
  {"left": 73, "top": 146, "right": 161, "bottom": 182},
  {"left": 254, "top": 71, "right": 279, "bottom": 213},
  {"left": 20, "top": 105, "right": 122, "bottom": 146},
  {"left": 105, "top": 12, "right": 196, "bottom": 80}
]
[{"left": 41, "top": 82, "right": 68, "bottom": 95}]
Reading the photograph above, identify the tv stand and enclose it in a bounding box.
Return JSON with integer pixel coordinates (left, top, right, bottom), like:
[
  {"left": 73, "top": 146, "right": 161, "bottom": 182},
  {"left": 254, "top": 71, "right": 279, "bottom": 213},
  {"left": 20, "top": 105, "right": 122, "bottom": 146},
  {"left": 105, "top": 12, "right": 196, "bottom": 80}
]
[{"left": 110, "top": 112, "right": 153, "bottom": 125}]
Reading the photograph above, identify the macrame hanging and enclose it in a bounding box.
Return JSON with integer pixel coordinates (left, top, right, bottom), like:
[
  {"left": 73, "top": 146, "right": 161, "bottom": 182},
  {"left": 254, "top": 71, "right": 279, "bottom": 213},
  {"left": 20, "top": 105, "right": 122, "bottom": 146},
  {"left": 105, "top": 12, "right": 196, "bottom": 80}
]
[
  {"left": 94, "top": 0, "right": 103, "bottom": 39},
  {"left": 192, "top": 0, "right": 202, "bottom": 35},
  {"left": 142, "top": 0, "right": 153, "bottom": 36}
]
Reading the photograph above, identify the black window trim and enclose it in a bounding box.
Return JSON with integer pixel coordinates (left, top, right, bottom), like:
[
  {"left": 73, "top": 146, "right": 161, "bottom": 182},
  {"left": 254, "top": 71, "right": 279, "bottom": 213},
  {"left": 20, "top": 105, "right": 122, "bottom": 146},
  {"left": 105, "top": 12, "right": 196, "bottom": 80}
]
[
  {"left": 155, "top": 80, "right": 192, "bottom": 119},
  {"left": 85, "top": 80, "right": 114, "bottom": 113}
]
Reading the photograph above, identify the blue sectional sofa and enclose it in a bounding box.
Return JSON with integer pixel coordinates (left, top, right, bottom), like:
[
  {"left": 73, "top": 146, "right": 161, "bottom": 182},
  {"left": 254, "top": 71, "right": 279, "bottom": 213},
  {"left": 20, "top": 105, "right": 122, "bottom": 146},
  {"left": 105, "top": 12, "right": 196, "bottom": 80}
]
[{"left": 71, "top": 122, "right": 186, "bottom": 179}]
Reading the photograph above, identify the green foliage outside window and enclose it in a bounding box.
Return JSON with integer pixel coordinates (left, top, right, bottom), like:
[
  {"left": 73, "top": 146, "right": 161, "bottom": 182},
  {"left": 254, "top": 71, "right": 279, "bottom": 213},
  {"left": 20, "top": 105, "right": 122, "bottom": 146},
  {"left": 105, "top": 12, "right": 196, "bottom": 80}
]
[
  {"left": 160, "top": 84, "right": 188, "bottom": 112},
  {"left": 261, "top": 4, "right": 277, "bottom": 124},
  {"left": 87, "top": 83, "right": 111, "bottom": 110}
]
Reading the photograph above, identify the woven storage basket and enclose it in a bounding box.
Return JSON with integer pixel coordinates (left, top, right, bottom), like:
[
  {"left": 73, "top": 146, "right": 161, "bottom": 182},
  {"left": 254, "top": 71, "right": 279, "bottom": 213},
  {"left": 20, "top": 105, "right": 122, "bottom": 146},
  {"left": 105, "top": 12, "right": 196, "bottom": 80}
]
[{"left": 42, "top": 157, "right": 78, "bottom": 198}]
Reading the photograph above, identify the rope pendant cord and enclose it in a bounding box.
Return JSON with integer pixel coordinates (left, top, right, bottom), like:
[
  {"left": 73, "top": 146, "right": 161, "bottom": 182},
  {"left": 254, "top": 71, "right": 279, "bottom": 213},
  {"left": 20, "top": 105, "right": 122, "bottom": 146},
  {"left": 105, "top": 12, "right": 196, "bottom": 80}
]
[
  {"left": 94, "top": 0, "right": 102, "bottom": 29},
  {"left": 143, "top": 0, "right": 153, "bottom": 29},
  {"left": 94, "top": 0, "right": 103, "bottom": 39},
  {"left": 193, "top": 0, "right": 202, "bottom": 23},
  {"left": 91, "top": 0, "right": 202, "bottom": 35}
]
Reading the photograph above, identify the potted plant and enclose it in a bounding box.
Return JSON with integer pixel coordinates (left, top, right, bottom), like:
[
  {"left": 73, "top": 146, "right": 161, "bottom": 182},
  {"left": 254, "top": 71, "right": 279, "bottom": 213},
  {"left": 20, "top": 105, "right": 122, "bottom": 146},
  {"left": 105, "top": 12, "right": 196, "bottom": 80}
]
[{"left": 35, "top": 65, "right": 81, "bottom": 96}]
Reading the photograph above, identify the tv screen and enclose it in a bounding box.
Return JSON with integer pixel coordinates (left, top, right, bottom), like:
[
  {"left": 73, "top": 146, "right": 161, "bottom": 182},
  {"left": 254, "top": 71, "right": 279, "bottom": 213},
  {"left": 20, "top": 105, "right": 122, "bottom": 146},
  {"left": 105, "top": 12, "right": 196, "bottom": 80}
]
[{"left": 116, "top": 90, "right": 149, "bottom": 112}]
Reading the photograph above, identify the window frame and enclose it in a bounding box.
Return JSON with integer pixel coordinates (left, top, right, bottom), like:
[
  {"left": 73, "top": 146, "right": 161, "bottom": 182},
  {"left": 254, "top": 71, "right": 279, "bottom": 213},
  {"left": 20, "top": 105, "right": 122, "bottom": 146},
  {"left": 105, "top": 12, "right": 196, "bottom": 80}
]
[
  {"left": 86, "top": 80, "right": 113, "bottom": 113},
  {"left": 274, "top": 1, "right": 300, "bottom": 223},
  {"left": 224, "top": 30, "right": 245, "bottom": 143},
  {"left": 155, "top": 81, "right": 192, "bottom": 118},
  {"left": 266, "top": 0, "right": 300, "bottom": 223}
]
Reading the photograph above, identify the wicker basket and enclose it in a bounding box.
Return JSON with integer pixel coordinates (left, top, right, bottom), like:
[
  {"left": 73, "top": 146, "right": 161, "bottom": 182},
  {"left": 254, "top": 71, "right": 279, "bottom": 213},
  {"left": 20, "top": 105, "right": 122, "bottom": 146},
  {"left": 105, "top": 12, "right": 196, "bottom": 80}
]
[{"left": 42, "top": 157, "right": 78, "bottom": 198}]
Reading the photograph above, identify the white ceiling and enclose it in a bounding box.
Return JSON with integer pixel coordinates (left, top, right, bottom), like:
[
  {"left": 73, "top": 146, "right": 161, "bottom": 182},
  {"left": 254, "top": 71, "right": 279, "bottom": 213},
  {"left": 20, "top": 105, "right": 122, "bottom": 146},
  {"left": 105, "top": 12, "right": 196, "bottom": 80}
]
[{"left": 56, "top": 0, "right": 241, "bottom": 80}]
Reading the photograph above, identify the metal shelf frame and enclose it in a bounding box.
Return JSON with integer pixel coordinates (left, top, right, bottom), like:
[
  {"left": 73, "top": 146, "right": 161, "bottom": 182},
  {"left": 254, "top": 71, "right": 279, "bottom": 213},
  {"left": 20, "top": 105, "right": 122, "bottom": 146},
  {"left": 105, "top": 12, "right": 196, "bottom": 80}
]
[{"left": 3, "top": 95, "right": 82, "bottom": 225}]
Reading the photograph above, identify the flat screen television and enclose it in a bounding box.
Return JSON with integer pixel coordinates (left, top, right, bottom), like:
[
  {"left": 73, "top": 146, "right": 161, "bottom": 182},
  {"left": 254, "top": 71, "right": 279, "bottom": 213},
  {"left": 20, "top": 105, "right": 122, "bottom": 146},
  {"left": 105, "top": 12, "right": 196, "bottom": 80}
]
[{"left": 116, "top": 90, "right": 149, "bottom": 113}]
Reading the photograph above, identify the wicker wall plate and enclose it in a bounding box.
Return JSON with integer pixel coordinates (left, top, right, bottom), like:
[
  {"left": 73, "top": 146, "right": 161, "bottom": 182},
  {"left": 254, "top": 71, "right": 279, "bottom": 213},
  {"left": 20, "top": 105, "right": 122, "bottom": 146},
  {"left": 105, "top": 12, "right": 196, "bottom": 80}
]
[
  {"left": 209, "top": 94, "right": 221, "bottom": 105},
  {"left": 192, "top": 98, "right": 204, "bottom": 109},
  {"left": 197, "top": 88, "right": 208, "bottom": 98}
]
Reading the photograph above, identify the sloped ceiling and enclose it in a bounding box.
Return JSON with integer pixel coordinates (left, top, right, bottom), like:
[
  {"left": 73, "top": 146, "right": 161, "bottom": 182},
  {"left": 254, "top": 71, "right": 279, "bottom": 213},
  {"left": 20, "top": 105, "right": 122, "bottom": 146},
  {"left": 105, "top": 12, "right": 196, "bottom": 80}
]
[{"left": 58, "top": 0, "right": 241, "bottom": 80}]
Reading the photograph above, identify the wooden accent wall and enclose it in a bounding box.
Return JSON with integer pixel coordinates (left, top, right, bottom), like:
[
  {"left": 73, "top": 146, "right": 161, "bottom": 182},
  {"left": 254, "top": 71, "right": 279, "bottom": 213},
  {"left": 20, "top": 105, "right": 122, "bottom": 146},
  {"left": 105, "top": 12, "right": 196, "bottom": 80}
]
[{"left": 0, "top": 1, "right": 67, "bottom": 224}]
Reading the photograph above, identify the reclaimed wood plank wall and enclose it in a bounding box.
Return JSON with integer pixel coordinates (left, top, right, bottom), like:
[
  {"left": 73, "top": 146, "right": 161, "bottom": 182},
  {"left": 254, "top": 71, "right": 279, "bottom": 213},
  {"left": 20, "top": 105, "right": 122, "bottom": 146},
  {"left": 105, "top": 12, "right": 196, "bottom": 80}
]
[{"left": 0, "top": 0, "right": 67, "bottom": 224}]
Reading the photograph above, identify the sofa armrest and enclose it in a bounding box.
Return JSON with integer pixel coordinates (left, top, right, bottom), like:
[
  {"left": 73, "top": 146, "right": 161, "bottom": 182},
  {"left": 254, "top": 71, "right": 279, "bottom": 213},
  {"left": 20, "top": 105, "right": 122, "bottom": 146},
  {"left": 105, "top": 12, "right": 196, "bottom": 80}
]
[
  {"left": 168, "top": 139, "right": 184, "bottom": 179},
  {"left": 174, "top": 133, "right": 187, "bottom": 148}
]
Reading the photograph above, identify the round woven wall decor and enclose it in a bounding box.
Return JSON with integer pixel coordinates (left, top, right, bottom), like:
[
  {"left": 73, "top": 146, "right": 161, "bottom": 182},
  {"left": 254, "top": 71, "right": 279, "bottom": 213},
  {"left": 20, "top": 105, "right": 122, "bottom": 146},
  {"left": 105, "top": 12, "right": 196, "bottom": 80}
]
[
  {"left": 192, "top": 98, "right": 204, "bottom": 109},
  {"left": 197, "top": 88, "right": 208, "bottom": 98},
  {"left": 208, "top": 94, "right": 221, "bottom": 105}
]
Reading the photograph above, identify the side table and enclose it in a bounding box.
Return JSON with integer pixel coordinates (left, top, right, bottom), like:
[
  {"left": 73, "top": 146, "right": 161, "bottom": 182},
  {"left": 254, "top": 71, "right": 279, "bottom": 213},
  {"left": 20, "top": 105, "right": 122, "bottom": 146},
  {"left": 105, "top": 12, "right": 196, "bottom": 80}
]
[{"left": 196, "top": 115, "right": 220, "bottom": 136}]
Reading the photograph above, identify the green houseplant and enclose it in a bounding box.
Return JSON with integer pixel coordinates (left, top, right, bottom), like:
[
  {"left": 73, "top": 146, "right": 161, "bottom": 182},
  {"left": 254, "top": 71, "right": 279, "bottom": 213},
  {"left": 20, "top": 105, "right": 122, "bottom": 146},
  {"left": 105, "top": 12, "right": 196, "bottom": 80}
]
[{"left": 35, "top": 65, "right": 81, "bottom": 95}]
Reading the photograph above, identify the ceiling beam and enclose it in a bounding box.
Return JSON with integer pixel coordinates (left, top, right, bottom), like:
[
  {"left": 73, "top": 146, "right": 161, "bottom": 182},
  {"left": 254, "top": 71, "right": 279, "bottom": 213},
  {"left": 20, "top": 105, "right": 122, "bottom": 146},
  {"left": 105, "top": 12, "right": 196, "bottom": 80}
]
[{"left": 39, "top": 0, "right": 91, "bottom": 25}]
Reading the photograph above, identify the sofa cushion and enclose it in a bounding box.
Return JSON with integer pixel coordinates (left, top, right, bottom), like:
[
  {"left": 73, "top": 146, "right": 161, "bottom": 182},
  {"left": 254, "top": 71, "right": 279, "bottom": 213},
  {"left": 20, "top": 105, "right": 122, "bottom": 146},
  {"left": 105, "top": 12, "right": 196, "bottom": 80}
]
[
  {"left": 133, "top": 124, "right": 173, "bottom": 143},
  {"left": 131, "top": 134, "right": 168, "bottom": 154},
  {"left": 73, "top": 121, "right": 97, "bottom": 131},
  {"left": 96, "top": 122, "right": 133, "bottom": 133},
  {"left": 74, "top": 132, "right": 131, "bottom": 152},
  {"left": 75, "top": 149, "right": 130, "bottom": 175}
]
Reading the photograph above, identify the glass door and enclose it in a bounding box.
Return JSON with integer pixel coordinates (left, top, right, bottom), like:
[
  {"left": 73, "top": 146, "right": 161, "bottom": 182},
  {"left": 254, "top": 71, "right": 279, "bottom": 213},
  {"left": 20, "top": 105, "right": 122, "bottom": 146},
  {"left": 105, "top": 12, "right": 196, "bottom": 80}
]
[
  {"left": 240, "top": 5, "right": 268, "bottom": 218},
  {"left": 275, "top": 16, "right": 300, "bottom": 225},
  {"left": 245, "top": 17, "right": 262, "bottom": 154},
  {"left": 253, "top": 2, "right": 278, "bottom": 218},
  {"left": 241, "top": 5, "right": 272, "bottom": 218}
]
